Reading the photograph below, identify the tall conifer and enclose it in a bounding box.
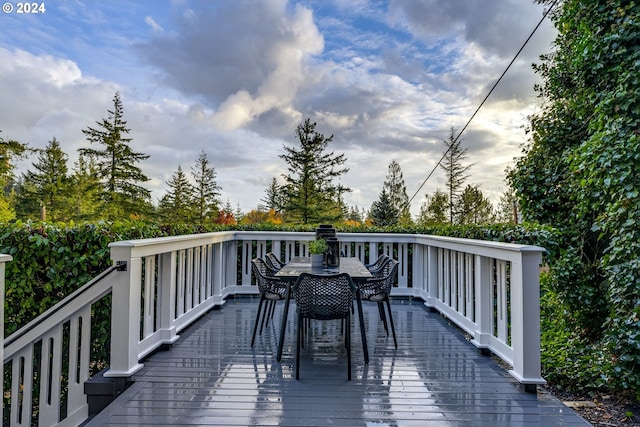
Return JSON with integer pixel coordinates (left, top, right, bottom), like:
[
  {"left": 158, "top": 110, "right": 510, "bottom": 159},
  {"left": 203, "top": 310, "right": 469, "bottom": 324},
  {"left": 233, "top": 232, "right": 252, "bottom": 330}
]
[
  {"left": 80, "top": 92, "right": 151, "bottom": 219},
  {"left": 280, "top": 118, "right": 350, "bottom": 224}
]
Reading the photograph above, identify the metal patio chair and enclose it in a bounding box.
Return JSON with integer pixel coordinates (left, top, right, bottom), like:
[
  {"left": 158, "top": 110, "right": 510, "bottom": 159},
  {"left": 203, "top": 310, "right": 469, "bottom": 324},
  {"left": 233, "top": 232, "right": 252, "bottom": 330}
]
[
  {"left": 358, "top": 259, "right": 399, "bottom": 348},
  {"left": 250, "top": 258, "right": 289, "bottom": 347},
  {"left": 292, "top": 272, "right": 357, "bottom": 380}
]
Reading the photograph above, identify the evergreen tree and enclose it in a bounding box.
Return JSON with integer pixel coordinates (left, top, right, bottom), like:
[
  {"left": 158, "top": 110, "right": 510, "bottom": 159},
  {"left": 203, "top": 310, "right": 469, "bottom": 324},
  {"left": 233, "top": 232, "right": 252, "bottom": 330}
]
[
  {"left": 191, "top": 151, "right": 221, "bottom": 226},
  {"left": 69, "top": 154, "right": 103, "bottom": 221},
  {"left": 280, "top": 118, "right": 350, "bottom": 224},
  {"left": 496, "top": 188, "right": 518, "bottom": 223},
  {"left": 369, "top": 188, "right": 398, "bottom": 227},
  {"left": 158, "top": 165, "right": 195, "bottom": 224},
  {"left": 382, "top": 160, "right": 412, "bottom": 225},
  {"left": 440, "top": 127, "right": 472, "bottom": 223},
  {"left": 261, "top": 177, "right": 283, "bottom": 213},
  {"left": 80, "top": 92, "right": 151, "bottom": 219},
  {"left": 345, "top": 206, "right": 363, "bottom": 224},
  {"left": 20, "top": 138, "right": 71, "bottom": 221},
  {"left": 455, "top": 185, "right": 494, "bottom": 224},
  {"left": 0, "top": 131, "right": 30, "bottom": 188},
  {"left": 234, "top": 203, "right": 244, "bottom": 223},
  {"left": 0, "top": 131, "right": 30, "bottom": 221},
  {"left": 13, "top": 178, "right": 39, "bottom": 221},
  {"left": 417, "top": 189, "right": 448, "bottom": 225}
]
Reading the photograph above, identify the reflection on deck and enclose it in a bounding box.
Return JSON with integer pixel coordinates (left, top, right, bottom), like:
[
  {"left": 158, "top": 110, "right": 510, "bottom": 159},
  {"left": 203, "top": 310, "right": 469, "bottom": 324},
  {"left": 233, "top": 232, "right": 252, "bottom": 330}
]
[{"left": 86, "top": 297, "right": 589, "bottom": 427}]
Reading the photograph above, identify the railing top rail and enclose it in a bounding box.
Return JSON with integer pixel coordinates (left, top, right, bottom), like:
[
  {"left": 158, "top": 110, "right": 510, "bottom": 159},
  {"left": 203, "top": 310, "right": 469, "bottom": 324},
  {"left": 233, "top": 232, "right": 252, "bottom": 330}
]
[
  {"left": 108, "top": 230, "right": 237, "bottom": 248},
  {"left": 415, "top": 234, "right": 545, "bottom": 252},
  {"left": 234, "top": 230, "right": 314, "bottom": 240},
  {"left": 0, "top": 254, "right": 12, "bottom": 263},
  {"left": 337, "top": 232, "right": 545, "bottom": 254},
  {"left": 109, "top": 230, "right": 545, "bottom": 258},
  {"left": 109, "top": 230, "right": 238, "bottom": 258},
  {"left": 4, "top": 265, "right": 117, "bottom": 358}
]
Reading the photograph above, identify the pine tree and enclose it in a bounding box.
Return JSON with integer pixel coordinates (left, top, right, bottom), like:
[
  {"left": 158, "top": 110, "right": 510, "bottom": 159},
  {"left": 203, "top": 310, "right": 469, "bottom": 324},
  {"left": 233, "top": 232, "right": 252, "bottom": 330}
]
[
  {"left": 69, "top": 154, "right": 103, "bottom": 221},
  {"left": 0, "top": 131, "right": 30, "bottom": 221},
  {"left": 369, "top": 188, "right": 398, "bottom": 227},
  {"left": 0, "top": 131, "right": 30, "bottom": 188},
  {"left": 80, "top": 92, "right": 151, "bottom": 220},
  {"left": 20, "top": 138, "right": 71, "bottom": 221},
  {"left": 191, "top": 151, "right": 221, "bottom": 226},
  {"left": 280, "top": 118, "right": 350, "bottom": 224},
  {"left": 496, "top": 188, "right": 517, "bottom": 224},
  {"left": 261, "top": 177, "right": 283, "bottom": 213},
  {"left": 346, "top": 206, "right": 363, "bottom": 224},
  {"left": 158, "top": 165, "right": 195, "bottom": 224},
  {"left": 440, "top": 127, "right": 472, "bottom": 223},
  {"left": 382, "top": 160, "right": 412, "bottom": 225}
]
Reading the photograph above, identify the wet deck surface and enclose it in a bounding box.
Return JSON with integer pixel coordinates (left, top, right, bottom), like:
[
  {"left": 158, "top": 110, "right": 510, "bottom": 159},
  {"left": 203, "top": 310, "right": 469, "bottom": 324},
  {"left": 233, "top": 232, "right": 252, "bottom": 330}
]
[{"left": 86, "top": 297, "right": 590, "bottom": 426}]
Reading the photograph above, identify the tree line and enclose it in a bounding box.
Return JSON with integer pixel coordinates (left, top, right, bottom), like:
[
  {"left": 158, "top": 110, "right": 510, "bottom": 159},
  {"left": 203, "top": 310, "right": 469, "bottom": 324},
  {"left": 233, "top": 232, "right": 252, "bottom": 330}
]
[{"left": 0, "top": 94, "right": 513, "bottom": 227}]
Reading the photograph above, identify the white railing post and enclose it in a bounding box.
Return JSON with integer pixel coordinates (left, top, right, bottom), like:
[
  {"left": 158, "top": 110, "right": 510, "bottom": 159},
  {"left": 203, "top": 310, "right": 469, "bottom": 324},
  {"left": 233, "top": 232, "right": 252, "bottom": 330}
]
[
  {"left": 472, "top": 255, "right": 492, "bottom": 350},
  {"left": 241, "top": 239, "right": 252, "bottom": 286},
  {"left": 509, "top": 249, "right": 546, "bottom": 389},
  {"left": 411, "top": 243, "right": 425, "bottom": 294},
  {"left": 158, "top": 251, "right": 179, "bottom": 344},
  {"left": 105, "top": 245, "right": 144, "bottom": 377},
  {"left": 426, "top": 245, "right": 438, "bottom": 302}
]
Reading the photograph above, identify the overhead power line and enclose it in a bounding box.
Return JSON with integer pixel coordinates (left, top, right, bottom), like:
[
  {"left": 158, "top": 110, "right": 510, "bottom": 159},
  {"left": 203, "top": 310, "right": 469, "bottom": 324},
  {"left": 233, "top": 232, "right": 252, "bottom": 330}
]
[{"left": 406, "top": 0, "right": 559, "bottom": 209}]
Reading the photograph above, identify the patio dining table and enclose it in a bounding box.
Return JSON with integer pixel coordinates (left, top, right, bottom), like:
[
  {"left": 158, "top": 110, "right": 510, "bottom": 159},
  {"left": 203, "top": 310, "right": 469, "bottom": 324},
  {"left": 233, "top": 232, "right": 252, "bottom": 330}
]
[{"left": 274, "top": 256, "right": 373, "bottom": 363}]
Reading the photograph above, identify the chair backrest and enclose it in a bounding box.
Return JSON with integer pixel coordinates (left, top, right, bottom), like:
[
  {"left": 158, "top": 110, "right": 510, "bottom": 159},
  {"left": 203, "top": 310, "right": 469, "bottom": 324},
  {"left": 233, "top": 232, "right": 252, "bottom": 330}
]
[
  {"left": 380, "top": 260, "right": 399, "bottom": 293},
  {"left": 265, "top": 252, "right": 286, "bottom": 269},
  {"left": 367, "top": 254, "right": 390, "bottom": 271},
  {"left": 370, "top": 256, "right": 393, "bottom": 278},
  {"left": 251, "top": 258, "right": 284, "bottom": 294},
  {"left": 264, "top": 254, "right": 283, "bottom": 272},
  {"left": 293, "top": 273, "right": 356, "bottom": 320},
  {"left": 361, "top": 259, "right": 398, "bottom": 300}
]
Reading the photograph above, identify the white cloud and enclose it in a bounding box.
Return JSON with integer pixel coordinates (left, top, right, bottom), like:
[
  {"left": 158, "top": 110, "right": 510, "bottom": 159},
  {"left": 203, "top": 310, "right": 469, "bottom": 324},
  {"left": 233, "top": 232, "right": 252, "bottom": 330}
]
[{"left": 144, "top": 16, "right": 164, "bottom": 32}]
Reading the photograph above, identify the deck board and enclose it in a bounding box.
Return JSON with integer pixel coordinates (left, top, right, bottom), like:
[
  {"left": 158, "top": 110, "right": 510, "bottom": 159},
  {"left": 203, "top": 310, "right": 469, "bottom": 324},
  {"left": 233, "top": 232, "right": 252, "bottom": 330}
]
[{"left": 86, "top": 297, "right": 590, "bottom": 426}]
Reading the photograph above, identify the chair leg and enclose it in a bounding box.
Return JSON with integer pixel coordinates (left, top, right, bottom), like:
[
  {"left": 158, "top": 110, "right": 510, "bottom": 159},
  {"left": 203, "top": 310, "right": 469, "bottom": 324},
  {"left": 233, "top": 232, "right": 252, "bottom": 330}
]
[
  {"left": 385, "top": 298, "right": 398, "bottom": 349},
  {"left": 265, "top": 299, "right": 276, "bottom": 327},
  {"left": 259, "top": 299, "right": 270, "bottom": 335},
  {"left": 251, "top": 294, "right": 266, "bottom": 347},
  {"left": 301, "top": 318, "right": 310, "bottom": 348},
  {"left": 378, "top": 301, "right": 389, "bottom": 335},
  {"left": 355, "top": 293, "right": 369, "bottom": 364},
  {"left": 347, "top": 313, "right": 352, "bottom": 381},
  {"left": 296, "top": 314, "right": 302, "bottom": 380}
]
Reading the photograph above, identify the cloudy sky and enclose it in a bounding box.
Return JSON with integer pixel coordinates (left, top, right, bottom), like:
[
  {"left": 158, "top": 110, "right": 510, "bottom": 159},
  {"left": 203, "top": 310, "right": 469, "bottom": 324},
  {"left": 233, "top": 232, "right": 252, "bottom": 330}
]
[{"left": 0, "top": 0, "right": 556, "bottom": 217}]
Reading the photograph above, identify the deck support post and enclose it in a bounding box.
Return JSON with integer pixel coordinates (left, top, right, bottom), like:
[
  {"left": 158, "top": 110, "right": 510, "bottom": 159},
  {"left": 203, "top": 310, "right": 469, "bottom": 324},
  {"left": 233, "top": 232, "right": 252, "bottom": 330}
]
[{"left": 84, "top": 368, "right": 130, "bottom": 416}]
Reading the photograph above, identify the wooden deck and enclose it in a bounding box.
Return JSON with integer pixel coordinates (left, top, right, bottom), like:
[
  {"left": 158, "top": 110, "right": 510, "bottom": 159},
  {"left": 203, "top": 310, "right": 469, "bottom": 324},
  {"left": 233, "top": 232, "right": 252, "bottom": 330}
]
[{"left": 85, "top": 296, "right": 589, "bottom": 426}]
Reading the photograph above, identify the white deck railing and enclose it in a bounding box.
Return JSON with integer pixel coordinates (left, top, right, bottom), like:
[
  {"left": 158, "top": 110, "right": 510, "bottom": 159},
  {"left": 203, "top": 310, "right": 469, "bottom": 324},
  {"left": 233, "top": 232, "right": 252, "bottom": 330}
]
[{"left": 2, "top": 231, "right": 545, "bottom": 427}]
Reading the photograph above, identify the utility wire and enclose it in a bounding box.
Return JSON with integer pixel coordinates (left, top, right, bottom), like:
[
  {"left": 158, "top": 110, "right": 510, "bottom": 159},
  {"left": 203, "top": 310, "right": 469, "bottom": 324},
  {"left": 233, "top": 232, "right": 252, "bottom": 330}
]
[{"left": 405, "top": 0, "right": 559, "bottom": 210}]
